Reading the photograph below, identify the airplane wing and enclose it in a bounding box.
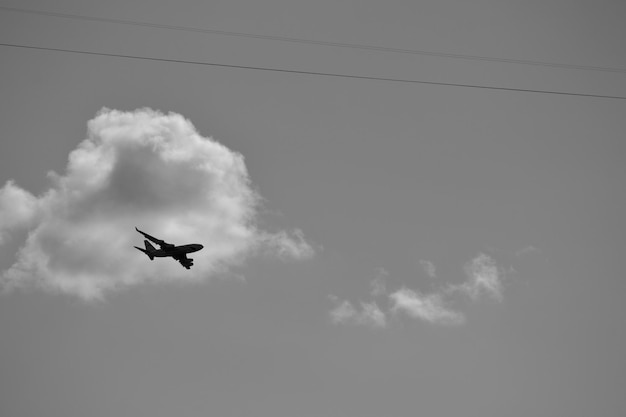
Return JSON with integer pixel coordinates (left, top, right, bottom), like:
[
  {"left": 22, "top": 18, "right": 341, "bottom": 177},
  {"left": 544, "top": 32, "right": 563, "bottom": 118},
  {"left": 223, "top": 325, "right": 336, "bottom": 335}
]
[
  {"left": 173, "top": 254, "right": 194, "bottom": 269},
  {"left": 135, "top": 227, "right": 174, "bottom": 249}
]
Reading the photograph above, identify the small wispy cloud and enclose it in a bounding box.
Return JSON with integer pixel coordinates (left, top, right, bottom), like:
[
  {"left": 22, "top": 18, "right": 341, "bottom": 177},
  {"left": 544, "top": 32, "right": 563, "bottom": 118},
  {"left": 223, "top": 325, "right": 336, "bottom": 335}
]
[
  {"left": 0, "top": 108, "right": 313, "bottom": 300},
  {"left": 370, "top": 267, "right": 389, "bottom": 297},
  {"left": 446, "top": 253, "right": 503, "bottom": 302},
  {"left": 329, "top": 253, "right": 507, "bottom": 328},
  {"left": 329, "top": 298, "right": 356, "bottom": 324},
  {"left": 360, "top": 302, "right": 387, "bottom": 327},
  {"left": 329, "top": 296, "right": 387, "bottom": 328},
  {"left": 419, "top": 260, "right": 437, "bottom": 279},
  {"left": 256, "top": 229, "right": 314, "bottom": 261},
  {"left": 389, "top": 287, "right": 465, "bottom": 325},
  {"left": 370, "top": 278, "right": 387, "bottom": 297},
  {"left": 515, "top": 245, "right": 539, "bottom": 258}
]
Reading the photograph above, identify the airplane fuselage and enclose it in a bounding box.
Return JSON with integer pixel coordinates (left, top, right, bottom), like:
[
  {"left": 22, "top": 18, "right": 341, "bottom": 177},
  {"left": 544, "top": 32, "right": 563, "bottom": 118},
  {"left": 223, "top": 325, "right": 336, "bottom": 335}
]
[{"left": 150, "top": 244, "right": 203, "bottom": 258}]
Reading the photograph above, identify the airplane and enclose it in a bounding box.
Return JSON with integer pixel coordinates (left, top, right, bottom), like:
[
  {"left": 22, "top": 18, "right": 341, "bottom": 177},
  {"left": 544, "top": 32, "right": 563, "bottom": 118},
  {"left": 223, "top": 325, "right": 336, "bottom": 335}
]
[{"left": 134, "top": 227, "right": 203, "bottom": 269}]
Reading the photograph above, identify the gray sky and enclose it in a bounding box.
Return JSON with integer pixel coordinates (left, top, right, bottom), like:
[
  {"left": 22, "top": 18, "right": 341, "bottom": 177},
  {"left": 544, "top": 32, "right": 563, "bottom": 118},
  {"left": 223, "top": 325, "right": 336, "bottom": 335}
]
[{"left": 1, "top": 1, "right": 625, "bottom": 416}]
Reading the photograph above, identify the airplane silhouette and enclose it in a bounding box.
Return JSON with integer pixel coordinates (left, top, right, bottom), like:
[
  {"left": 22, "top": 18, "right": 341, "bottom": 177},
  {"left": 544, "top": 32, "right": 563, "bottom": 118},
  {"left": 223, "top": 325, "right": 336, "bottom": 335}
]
[{"left": 134, "top": 227, "right": 203, "bottom": 269}]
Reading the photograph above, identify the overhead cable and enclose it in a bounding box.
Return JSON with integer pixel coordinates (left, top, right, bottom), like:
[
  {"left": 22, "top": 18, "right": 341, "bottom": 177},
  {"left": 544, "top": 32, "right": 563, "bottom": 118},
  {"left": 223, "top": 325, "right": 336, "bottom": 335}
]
[
  {"left": 2, "top": 42, "right": 625, "bottom": 100},
  {"left": 2, "top": 5, "right": 626, "bottom": 75}
]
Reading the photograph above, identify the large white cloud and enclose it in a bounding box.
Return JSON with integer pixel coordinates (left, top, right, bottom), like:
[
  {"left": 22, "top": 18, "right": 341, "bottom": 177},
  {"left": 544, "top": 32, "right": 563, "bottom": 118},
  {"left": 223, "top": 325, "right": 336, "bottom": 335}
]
[
  {"left": 0, "top": 180, "right": 38, "bottom": 244},
  {"left": 0, "top": 108, "right": 313, "bottom": 300}
]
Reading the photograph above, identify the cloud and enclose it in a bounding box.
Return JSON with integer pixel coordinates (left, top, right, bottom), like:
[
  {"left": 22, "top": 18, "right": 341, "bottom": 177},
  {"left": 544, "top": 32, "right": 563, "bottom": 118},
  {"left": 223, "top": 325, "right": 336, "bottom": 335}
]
[
  {"left": 515, "top": 245, "right": 539, "bottom": 257},
  {"left": 330, "top": 254, "right": 506, "bottom": 328},
  {"left": 370, "top": 278, "right": 386, "bottom": 297},
  {"left": 0, "top": 180, "right": 38, "bottom": 244},
  {"left": 0, "top": 108, "right": 313, "bottom": 300},
  {"left": 329, "top": 297, "right": 387, "bottom": 328},
  {"left": 256, "top": 229, "right": 315, "bottom": 260},
  {"left": 359, "top": 302, "right": 387, "bottom": 327},
  {"left": 370, "top": 268, "right": 388, "bottom": 297},
  {"left": 389, "top": 288, "right": 465, "bottom": 325},
  {"left": 419, "top": 260, "right": 436, "bottom": 279},
  {"left": 446, "top": 253, "right": 503, "bottom": 302}
]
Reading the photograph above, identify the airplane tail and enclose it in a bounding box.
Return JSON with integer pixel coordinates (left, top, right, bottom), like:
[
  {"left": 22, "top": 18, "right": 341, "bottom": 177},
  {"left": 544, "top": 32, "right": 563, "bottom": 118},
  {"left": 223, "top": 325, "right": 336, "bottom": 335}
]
[{"left": 134, "top": 240, "right": 156, "bottom": 260}]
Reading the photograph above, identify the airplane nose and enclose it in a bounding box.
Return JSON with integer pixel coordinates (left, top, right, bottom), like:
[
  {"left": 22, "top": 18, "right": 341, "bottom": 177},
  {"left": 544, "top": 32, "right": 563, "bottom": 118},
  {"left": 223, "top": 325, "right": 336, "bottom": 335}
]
[{"left": 197, "top": 244, "right": 204, "bottom": 250}]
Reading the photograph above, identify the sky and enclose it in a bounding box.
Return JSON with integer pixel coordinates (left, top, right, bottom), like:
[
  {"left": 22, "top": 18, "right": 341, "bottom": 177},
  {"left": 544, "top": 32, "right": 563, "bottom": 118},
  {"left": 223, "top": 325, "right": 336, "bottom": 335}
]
[{"left": 1, "top": 1, "right": 625, "bottom": 416}]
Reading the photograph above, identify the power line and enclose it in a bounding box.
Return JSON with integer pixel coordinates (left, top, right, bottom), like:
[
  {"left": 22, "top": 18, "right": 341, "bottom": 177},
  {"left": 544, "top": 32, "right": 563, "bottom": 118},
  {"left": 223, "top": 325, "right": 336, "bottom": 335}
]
[
  {"left": 2, "top": 42, "right": 625, "bottom": 100},
  {"left": 2, "top": 5, "right": 626, "bottom": 75}
]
